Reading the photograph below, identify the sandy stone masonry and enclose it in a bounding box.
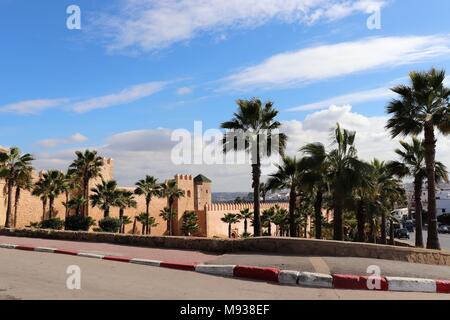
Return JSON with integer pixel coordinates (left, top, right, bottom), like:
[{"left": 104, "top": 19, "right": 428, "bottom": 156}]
[{"left": 0, "top": 156, "right": 289, "bottom": 238}]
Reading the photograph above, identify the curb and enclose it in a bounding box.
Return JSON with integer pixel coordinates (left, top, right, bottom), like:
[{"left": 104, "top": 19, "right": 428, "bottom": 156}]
[{"left": 1, "top": 243, "right": 448, "bottom": 294}]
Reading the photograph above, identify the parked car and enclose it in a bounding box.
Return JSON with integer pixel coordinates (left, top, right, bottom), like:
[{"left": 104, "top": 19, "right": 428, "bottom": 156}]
[
  {"left": 394, "top": 228, "right": 410, "bottom": 239},
  {"left": 403, "top": 221, "right": 415, "bottom": 233},
  {"left": 438, "top": 225, "right": 450, "bottom": 234}
]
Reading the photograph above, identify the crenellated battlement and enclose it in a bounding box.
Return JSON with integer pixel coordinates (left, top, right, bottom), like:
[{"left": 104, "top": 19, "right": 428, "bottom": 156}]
[{"left": 205, "top": 202, "right": 288, "bottom": 212}]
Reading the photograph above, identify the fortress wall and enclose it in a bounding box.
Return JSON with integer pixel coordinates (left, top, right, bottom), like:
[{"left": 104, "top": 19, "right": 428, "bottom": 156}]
[{"left": 205, "top": 202, "right": 288, "bottom": 238}]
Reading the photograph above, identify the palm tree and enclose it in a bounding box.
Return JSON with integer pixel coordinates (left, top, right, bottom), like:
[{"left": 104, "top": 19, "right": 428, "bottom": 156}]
[
  {"left": 386, "top": 69, "right": 450, "bottom": 250},
  {"left": 267, "top": 156, "right": 305, "bottom": 237},
  {"left": 116, "top": 190, "right": 137, "bottom": 233},
  {"left": 159, "top": 207, "right": 176, "bottom": 235},
  {"left": 261, "top": 207, "right": 275, "bottom": 236},
  {"left": 134, "top": 175, "right": 162, "bottom": 217},
  {"left": 62, "top": 171, "right": 79, "bottom": 218},
  {"left": 32, "top": 177, "right": 50, "bottom": 220},
  {"left": 181, "top": 211, "right": 200, "bottom": 236},
  {"left": 387, "top": 138, "right": 448, "bottom": 247},
  {"left": 120, "top": 216, "right": 133, "bottom": 234},
  {"left": 68, "top": 150, "right": 104, "bottom": 217},
  {"left": 13, "top": 166, "right": 33, "bottom": 227},
  {"left": 237, "top": 208, "right": 253, "bottom": 235},
  {"left": 90, "top": 180, "right": 119, "bottom": 218},
  {"left": 66, "top": 195, "right": 86, "bottom": 216},
  {"left": 137, "top": 212, "right": 157, "bottom": 235},
  {"left": 0, "top": 147, "right": 34, "bottom": 228},
  {"left": 300, "top": 143, "right": 329, "bottom": 239},
  {"left": 221, "top": 213, "right": 241, "bottom": 238},
  {"left": 161, "top": 179, "right": 184, "bottom": 236},
  {"left": 38, "top": 170, "right": 66, "bottom": 219},
  {"left": 272, "top": 205, "right": 289, "bottom": 237},
  {"left": 221, "top": 98, "right": 287, "bottom": 236},
  {"left": 321, "top": 124, "right": 367, "bottom": 241}
]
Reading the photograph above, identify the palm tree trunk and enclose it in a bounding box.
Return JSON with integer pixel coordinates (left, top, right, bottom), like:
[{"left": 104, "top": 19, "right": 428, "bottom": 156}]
[
  {"left": 356, "top": 200, "right": 365, "bottom": 242},
  {"left": 49, "top": 197, "right": 55, "bottom": 219},
  {"left": 333, "top": 195, "right": 344, "bottom": 241},
  {"left": 104, "top": 207, "right": 110, "bottom": 218},
  {"left": 268, "top": 222, "right": 272, "bottom": 236},
  {"left": 13, "top": 186, "right": 20, "bottom": 228},
  {"left": 288, "top": 186, "right": 296, "bottom": 237},
  {"left": 228, "top": 223, "right": 231, "bottom": 238},
  {"left": 424, "top": 123, "right": 440, "bottom": 250},
  {"left": 389, "top": 221, "right": 395, "bottom": 245},
  {"left": 119, "top": 208, "right": 124, "bottom": 233},
  {"left": 84, "top": 178, "right": 89, "bottom": 217},
  {"left": 369, "top": 218, "right": 376, "bottom": 243},
  {"left": 252, "top": 161, "right": 262, "bottom": 237},
  {"left": 244, "top": 218, "right": 248, "bottom": 234},
  {"left": 146, "top": 198, "right": 150, "bottom": 215},
  {"left": 5, "top": 179, "right": 13, "bottom": 228},
  {"left": 380, "top": 211, "right": 387, "bottom": 244},
  {"left": 65, "top": 192, "right": 69, "bottom": 218},
  {"left": 42, "top": 200, "right": 47, "bottom": 221},
  {"left": 169, "top": 199, "right": 174, "bottom": 236},
  {"left": 314, "top": 190, "right": 323, "bottom": 239},
  {"left": 414, "top": 178, "right": 424, "bottom": 248}
]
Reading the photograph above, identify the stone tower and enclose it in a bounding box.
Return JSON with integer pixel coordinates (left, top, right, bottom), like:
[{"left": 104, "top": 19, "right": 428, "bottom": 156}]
[{"left": 194, "top": 174, "right": 212, "bottom": 211}]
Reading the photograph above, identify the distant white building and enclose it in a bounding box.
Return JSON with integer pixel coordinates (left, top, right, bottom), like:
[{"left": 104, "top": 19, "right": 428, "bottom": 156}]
[
  {"left": 392, "top": 208, "right": 409, "bottom": 221},
  {"left": 436, "top": 189, "right": 450, "bottom": 216}
]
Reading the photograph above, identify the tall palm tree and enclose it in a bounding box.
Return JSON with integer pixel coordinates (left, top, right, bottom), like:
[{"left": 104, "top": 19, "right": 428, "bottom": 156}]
[
  {"left": 386, "top": 69, "right": 450, "bottom": 250},
  {"left": 32, "top": 177, "right": 50, "bottom": 220},
  {"left": 327, "top": 124, "right": 367, "bottom": 241},
  {"left": 237, "top": 208, "right": 253, "bottom": 235},
  {"left": 90, "top": 180, "right": 119, "bottom": 218},
  {"left": 272, "top": 205, "right": 289, "bottom": 237},
  {"left": 221, "top": 213, "right": 241, "bottom": 238},
  {"left": 68, "top": 150, "right": 104, "bottom": 217},
  {"left": 300, "top": 143, "right": 329, "bottom": 240},
  {"left": 221, "top": 98, "right": 287, "bottom": 236},
  {"left": 161, "top": 179, "right": 184, "bottom": 236},
  {"left": 12, "top": 165, "right": 33, "bottom": 227},
  {"left": 134, "top": 175, "right": 161, "bottom": 217},
  {"left": 267, "top": 156, "right": 305, "bottom": 237},
  {"left": 387, "top": 138, "right": 448, "bottom": 247},
  {"left": 0, "top": 147, "right": 34, "bottom": 227},
  {"left": 39, "top": 170, "right": 66, "bottom": 219},
  {"left": 116, "top": 190, "right": 137, "bottom": 233},
  {"left": 63, "top": 171, "right": 79, "bottom": 218},
  {"left": 137, "top": 212, "right": 157, "bottom": 235}
]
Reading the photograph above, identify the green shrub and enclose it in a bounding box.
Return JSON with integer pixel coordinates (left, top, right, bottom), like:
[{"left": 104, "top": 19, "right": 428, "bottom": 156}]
[
  {"left": 40, "top": 218, "right": 64, "bottom": 230},
  {"left": 98, "top": 217, "right": 121, "bottom": 233},
  {"left": 65, "top": 215, "right": 96, "bottom": 231},
  {"left": 181, "top": 211, "right": 199, "bottom": 236}
]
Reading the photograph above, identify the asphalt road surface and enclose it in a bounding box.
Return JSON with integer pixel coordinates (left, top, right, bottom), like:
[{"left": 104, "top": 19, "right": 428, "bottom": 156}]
[
  {"left": 405, "top": 230, "right": 450, "bottom": 251},
  {"left": 0, "top": 249, "right": 448, "bottom": 300}
]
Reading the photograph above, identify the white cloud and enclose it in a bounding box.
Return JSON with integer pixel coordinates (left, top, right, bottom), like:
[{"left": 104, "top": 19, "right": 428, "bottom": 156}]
[
  {"left": 223, "top": 35, "right": 450, "bottom": 90},
  {"left": 177, "top": 87, "right": 193, "bottom": 95},
  {"left": 95, "top": 0, "right": 385, "bottom": 53},
  {"left": 71, "top": 81, "right": 167, "bottom": 113},
  {"left": 37, "top": 133, "right": 88, "bottom": 148},
  {"left": 287, "top": 86, "right": 395, "bottom": 112},
  {"left": 0, "top": 99, "right": 68, "bottom": 115},
  {"left": 32, "top": 105, "right": 450, "bottom": 191}
]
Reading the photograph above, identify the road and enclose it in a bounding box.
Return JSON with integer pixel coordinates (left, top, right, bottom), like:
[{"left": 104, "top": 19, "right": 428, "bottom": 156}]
[
  {"left": 0, "top": 249, "right": 448, "bottom": 300},
  {"left": 405, "top": 230, "right": 450, "bottom": 250}
]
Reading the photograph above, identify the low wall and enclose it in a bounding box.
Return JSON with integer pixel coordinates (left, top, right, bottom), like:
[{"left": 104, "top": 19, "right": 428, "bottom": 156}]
[{"left": 1, "top": 228, "right": 449, "bottom": 266}]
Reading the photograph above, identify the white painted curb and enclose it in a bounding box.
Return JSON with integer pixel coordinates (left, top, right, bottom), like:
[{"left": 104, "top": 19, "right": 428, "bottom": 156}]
[
  {"left": 0, "top": 243, "right": 17, "bottom": 249},
  {"left": 298, "top": 272, "right": 333, "bottom": 288},
  {"left": 386, "top": 276, "right": 437, "bottom": 293},
  {"left": 195, "top": 264, "right": 235, "bottom": 277},
  {"left": 130, "top": 258, "right": 162, "bottom": 267},
  {"left": 34, "top": 247, "right": 56, "bottom": 253},
  {"left": 278, "top": 270, "right": 299, "bottom": 285},
  {"left": 77, "top": 252, "right": 105, "bottom": 259}
]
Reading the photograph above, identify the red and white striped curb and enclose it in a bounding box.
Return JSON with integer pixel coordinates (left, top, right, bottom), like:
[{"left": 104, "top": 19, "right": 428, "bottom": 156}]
[{"left": 1, "top": 243, "right": 449, "bottom": 294}]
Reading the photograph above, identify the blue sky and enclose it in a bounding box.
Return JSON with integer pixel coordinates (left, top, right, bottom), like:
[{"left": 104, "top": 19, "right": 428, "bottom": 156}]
[{"left": 1, "top": 0, "right": 450, "bottom": 191}]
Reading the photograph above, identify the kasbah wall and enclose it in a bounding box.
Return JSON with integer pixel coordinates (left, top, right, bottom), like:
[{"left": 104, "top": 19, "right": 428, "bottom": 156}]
[{"left": 0, "top": 157, "right": 295, "bottom": 238}]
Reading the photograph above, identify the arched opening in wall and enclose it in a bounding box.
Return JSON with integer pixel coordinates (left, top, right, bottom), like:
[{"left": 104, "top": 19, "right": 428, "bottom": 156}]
[{"left": 187, "top": 190, "right": 191, "bottom": 198}]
